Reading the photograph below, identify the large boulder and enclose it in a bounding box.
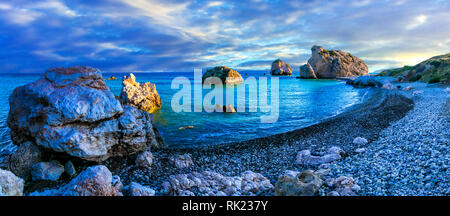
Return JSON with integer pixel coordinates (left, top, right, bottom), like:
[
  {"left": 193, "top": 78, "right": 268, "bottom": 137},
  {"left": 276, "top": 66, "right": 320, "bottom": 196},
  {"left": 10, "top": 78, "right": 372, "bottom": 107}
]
[
  {"left": 120, "top": 73, "right": 162, "bottom": 113},
  {"left": 270, "top": 59, "right": 292, "bottom": 75},
  {"left": 202, "top": 66, "right": 243, "bottom": 85},
  {"left": 29, "top": 165, "right": 122, "bottom": 196},
  {"left": 300, "top": 45, "right": 369, "bottom": 79},
  {"left": 0, "top": 168, "right": 24, "bottom": 196},
  {"left": 7, "top": 66, "right": 161, "bottom": 162},
  {"left": 275, "top": 170, "right": 323, "bottom": 196}
]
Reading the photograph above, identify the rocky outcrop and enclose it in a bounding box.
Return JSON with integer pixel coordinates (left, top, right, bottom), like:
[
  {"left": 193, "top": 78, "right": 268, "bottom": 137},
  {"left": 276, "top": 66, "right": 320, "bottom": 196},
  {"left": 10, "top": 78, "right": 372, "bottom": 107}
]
[
  {"left": 202, "top": 66, "right": 243, "bottom": 85},
  {"left": 0, "top": 168, "right": 24, "bottom": 196},
  {"left": 270, "top": 59, "right": 292, "bottom": 75},
  {"left": 7, "top": 66, "right": 162, "bottom": 162},
  {"left": 120, "top": 73, "right": 162, "bottom": 113},
  {"left": 163, "top": 170, "right": 274, "bottom": 196},
  {"left": 31, "top": 161, "right": 65, "bottom": 181},
  {"left": 296, "top": 146, "right": 345, "bottom": 166},
  {"left": 30, "top": 165, "right": 123, "bottom": 196},
  {"left": 300, "top": 45, "right": 369, "bottom": 79},
  {"left": 275, "top": 170, "right": 323, "bottom": 196}
]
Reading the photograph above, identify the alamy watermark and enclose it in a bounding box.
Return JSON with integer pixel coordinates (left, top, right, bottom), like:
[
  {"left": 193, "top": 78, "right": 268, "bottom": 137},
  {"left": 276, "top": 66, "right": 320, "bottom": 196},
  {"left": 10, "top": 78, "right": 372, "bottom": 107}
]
[{"left": 171, "top": 68, "right": 279, "bottom": 123}]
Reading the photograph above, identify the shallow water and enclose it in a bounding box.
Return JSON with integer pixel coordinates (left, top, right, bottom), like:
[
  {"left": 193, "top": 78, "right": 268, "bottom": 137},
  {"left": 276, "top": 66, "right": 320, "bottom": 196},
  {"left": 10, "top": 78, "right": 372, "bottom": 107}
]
[{"left": 0, "top": 71, "right": 365, "bottom": 154}]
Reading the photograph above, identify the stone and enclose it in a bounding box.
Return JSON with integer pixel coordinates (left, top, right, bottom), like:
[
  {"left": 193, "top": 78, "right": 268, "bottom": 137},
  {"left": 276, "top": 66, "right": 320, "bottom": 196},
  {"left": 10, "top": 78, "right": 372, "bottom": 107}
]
[
  {"left": 0, "top": 168, "right": 24, "bottom": 196},
  {"left": 413, "top": 90, "right": 424, "bottom": 96},
  {"left": 333, "top": 176, "right": 360, "bottom": 196},
  {"left": 29, "top": 165, "right": 122, "bottom": 196},
  {"left": 105, "top": 76, "right": 116, "bottom": 80},
  {"left": 296, "top": 146, "right": 345, "bottom": 165},
  {"left": 353, "top": 137, "right": 368, "bottom": 145},
  {"left": 327, "top": 191, "right": 340, "bottom": 196},
  {"left": 215, "top": 104, "right": 236, "bottom": 113},
  {"left": 8, "top": 141, "right": 42, "bottom": 179},
  {"left": 202, "top": 66, "right": 243, "bottom": 85},
  {"left": 403, "top": 86, "right": 413, "bottom": 91},
  {"left": 7, "top": 66, "right": 162, "bottom": 161},
  {"left": 120, "top": 73, "right": 162, "bottom": 113},
  {"left": 300, "top": 45, "right": 368, "bottom": 78},
  {"left": 444, "top": 87, "right": 450, "bottom": 93},
  {"left": 355, "top": 148, "right": 366, "bottom": 153},
  {"left": 169, "top": 154, "right": 194, "bottom": 169},
  {"left": 275, "top": 170, "right": 323, "bottom": 196},
  {"left": 135, "top": 151, "right": 153, "bottom": 169},
  {"left": 31, "top": 161, "right": 65, "bottom": 181},
  {"left": 270, "top": 59, "right": 292, "bottom": 75},
  {"left": 346, "top": 75, "right": 384, "bottom": 87},
  {"left": 382, "top": 82, "right": 396, "bottom": 90},
  {"left": 65, "top": 161, "right": 76, "bottom": 177},
  {"left": 123, "top": 182, "right": 155, "bottom": 196},
  {"left": 112, "top": 175, "right": 123, "bottom": 193},
  {"left": 178, "top": 125, "right": 194, "bottom": 130},
  {"left": 163, "top": 170, "right": 273, "bottom": 196}
]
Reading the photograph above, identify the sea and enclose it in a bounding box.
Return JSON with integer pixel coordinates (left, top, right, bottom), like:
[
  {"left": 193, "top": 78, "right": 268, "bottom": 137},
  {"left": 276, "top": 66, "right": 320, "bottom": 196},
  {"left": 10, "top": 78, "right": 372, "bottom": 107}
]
[{"left": 0, "top": 71, "right": 367, "bottom": 158}]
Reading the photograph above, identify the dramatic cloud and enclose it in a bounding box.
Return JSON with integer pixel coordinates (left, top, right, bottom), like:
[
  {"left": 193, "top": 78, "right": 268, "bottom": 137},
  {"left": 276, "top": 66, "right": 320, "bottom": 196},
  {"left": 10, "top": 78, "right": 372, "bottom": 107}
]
[{"left": 0, "top": 0, "right": 449, "bottom": 73}]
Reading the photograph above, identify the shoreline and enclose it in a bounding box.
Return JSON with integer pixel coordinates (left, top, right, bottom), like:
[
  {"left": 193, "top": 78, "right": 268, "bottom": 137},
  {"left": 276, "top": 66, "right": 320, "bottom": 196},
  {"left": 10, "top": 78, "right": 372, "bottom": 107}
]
[{"left": 105, "top": 86, "right": 416, "bottom": 195}]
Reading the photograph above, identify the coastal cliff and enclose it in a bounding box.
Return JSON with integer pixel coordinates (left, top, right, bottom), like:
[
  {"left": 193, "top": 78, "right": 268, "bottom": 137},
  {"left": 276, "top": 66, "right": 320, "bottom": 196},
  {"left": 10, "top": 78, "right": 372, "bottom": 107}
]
[{"left": 300, "top": 45, "right": 369, "bottom": 79}]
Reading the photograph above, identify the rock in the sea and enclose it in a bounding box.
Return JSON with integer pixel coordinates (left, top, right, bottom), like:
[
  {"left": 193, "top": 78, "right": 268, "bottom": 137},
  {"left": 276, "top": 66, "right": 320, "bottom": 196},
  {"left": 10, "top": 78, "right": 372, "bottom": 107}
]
[
  {"left": 105, "top": 76, "right": 116, "bottom": 80},
  {"left": 30, "top": 165, "right": 122, "bottom": 196},
  {"left": 0, "top": 168, "right": 24, "bottom": 196},
  {"left": 135, "top": 151, "right": 153, "bottom": 169},
  {"left": 275, "top": 170, "right": 323, "bottom": 196},
  {"left": 65, "top": 161, "right": 76, "bottom": 177},
  {"left": 202, "top": 66, "right": 243, "bottom": 85},
  {"left": 169, "top": 154, "right": 193, "bottom": 169},
  {"left": 178, "top": 125, "right": 194, "bottom": 130},
  {"left": 120, "top": 73, "right": 162, "bottom": 113},
  {"left": 31, "top": 161, "right": 65, "bottom": 181},
  {"left": 8, "top": 141, "right": 42, "bottom": 179},
  {"left": 296, "top": 146, "right": 345, "bottom": 165},
  {"left": 299, "top": 45, "right": 368, "bottom": 79},
  {"left": 163, "top": 170, "right": 273, "bottom": 196},
  {"left": 353, "top": 137, "right": 368, "bottom": 145},
  {"left": 7, "top": 66, "right": 162, "bottom": 161},
  {"left": 215, "top": 104, "right": 236, "bottom": 113},
  {"left": 270, "top": 59, "right": 292, "bottom": 75},
  {"left": 346, "top": 75, "right": 384, "bottom": 87},
  {"left": 123, "top": 182, "right": 155, "bottom": 196}
]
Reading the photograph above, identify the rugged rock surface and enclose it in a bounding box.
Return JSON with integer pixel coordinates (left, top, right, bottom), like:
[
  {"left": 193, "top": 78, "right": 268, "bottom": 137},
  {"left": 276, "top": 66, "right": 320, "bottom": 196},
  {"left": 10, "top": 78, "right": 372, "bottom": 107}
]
[
  {"left": 0, "top": 168, "right": 24, "bottom": 196},
  {"left": 30, "top": 165, "right": 123, "bottom": 196},
  {"left": 270, "top": 59, "right": 292, "bottom": 75},
  {"left": 202, "top": 66, "right": 243, "bottom": 85},
  {"left": 275, "top": 170, "right": 323, "bottom": 196},
  {"left": 120, "top": 73, "right": 162, "bottom": 113},
  {"left": 7, "top": 66, "right": 162, "bottom": 162},
  {"left": 8, "top": 141, "right": 42, "bottom": 179},
  {"left": 31, "top": 161, "right": 65, "bottom": 181},
  {"left": 163, "top": 170, "right": 273, "bottom": 196},
  {"left": 123, "top": 182, "right": 155, "bottom": 196},
  {"left": 296, "top": 146, "right": 345, "bottom": 165},
  {"left": 300, "top": 45, "right": 369, "bottom": 79}
]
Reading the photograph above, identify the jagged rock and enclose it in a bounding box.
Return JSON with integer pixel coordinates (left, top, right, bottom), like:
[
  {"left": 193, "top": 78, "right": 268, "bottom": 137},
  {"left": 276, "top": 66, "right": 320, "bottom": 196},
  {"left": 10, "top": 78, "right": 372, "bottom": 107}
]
[
  {"left": 0, "top": 168, "right": 24, "bottom": 196},
  {"left": 300, "top": 45, "right": 368, "bottom": 79},
  {"left": 275, "top": 170, "right": 323, "bottom": 196},
  {"left": 300, "top": 63, "right": 317, "bottom": 79},
  {"left": 29, "top": 165, "right": 122, "bottom": 196},
  {"left": 353, "top": 137, "right": 368, "bottom": 145},
  {"left": 120, "top": 73, "right": 162, "bottom": 113},
  {"left": 163, "top": 170, "right": 273, "bottom": 196},
  {"left": 123, "top": 182, "right": 155, "bottom": 196},
  {"left": 135, "top": 151, "right": 153, "bottom": 169},
  {"left": 7, "top": 66, "right": 162, "bottom": 162},
  {"left": 8, "top": 141, "right": 42, "bottom": 179},
  {"left": 31, "top": 161, "right": 64, "bottom": 181},
  {"left": 202, "top": 66, "right": 243, "bottom": 85},
  {"left": 296, "top": 146, "right": 345, "bottom": 165},
  {"left": 65, "top": 161, "right": 76, "bottom": 177},
  {"left": 270, "top": 59, "right": 292, "bottom": 75},
  {"left": 169, "top": 154, "right": 193, "bottom": 169}
]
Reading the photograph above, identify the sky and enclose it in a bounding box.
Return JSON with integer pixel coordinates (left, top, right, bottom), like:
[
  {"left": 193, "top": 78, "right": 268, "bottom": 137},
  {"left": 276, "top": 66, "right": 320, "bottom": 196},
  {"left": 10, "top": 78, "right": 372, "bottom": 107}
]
[{"left": 0, "top": 0, "right": 449, "bottom": 73}]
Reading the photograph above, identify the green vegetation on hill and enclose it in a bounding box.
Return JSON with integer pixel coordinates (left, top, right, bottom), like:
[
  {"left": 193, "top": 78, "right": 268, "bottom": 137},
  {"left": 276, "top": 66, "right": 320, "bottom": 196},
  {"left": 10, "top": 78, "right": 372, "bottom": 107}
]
[{"left": 378, "top": 53, "right": 450, "bottom": 83}]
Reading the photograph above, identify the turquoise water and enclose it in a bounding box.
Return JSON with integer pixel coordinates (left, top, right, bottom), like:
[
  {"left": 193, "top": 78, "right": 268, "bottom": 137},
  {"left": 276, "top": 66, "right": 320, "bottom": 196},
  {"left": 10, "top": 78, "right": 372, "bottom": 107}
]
[{"left": 0, "top": 71, "right": 365, "bottom": 155}]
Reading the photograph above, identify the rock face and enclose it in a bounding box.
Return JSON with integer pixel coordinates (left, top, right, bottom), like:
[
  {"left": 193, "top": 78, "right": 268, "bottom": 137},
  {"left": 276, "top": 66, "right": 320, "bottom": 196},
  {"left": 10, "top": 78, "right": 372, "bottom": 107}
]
[
  {"left": 30, "top": 165, "right": 122, "bottom": 196},
  {"left": 0, "top": 168, "right": 24, "bottom": 196},
  {"left": 296, "top": 146, "right": 345, "bottom": 166},
  {"left": 31, "top": 161, "right": 65, "bottom": 181},
  {"left": 120, "top": 73, "right": 162, "bottom": 113},
  {"left": 275, "top": 170, "right": 323, "bottom": 196},
  {"left": 202, "top": 66, "right": 243, "bottom": 85},
  {"left": 300, "top": 45, "right": 369, "bottom": 79},
  {"left": 8, "top": 141, "right": 42, "bottom": 179},
  {"left": 7, "top": 66, "right": 162, "bottom": 162},
  {"left": 270, "top": 59, "right": 292, "bottom": 75},
  {"left": 163, "top": 170, "right": 274, "bottom": 196}
]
